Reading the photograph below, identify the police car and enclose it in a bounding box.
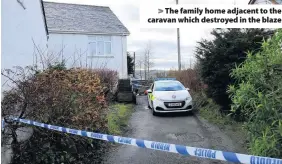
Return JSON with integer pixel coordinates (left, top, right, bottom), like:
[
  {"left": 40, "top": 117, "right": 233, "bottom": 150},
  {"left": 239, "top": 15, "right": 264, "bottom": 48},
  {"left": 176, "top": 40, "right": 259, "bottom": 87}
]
[{"left": 145, "top": 78, "right": 193, "bottom": 115}]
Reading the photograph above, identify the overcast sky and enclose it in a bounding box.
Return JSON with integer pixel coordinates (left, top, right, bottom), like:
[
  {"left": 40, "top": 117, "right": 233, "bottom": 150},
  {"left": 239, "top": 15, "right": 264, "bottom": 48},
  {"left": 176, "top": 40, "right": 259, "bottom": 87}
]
[{"left": 45, "top": 0, "right": 248, "bottom": 70}]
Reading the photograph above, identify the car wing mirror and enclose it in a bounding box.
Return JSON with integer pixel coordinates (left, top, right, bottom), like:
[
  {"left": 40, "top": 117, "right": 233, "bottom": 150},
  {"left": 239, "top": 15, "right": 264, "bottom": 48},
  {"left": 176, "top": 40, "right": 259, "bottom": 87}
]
[
  {"left": 145, "top": 89, "right": 152, "bottom": 95},
  {"left": 186, "top": 88, "right": 190, "bottom": 91}
]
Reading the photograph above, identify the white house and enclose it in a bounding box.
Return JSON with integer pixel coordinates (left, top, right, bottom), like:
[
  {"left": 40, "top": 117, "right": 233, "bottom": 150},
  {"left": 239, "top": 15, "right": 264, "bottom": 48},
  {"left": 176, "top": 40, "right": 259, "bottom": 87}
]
[
  {"left": 2, "top": 2, "right": 48, "bottom": 163},
  {"left": 1, "top": 0, "right": 48, "bottom": 91},
  {"left": 43, "top": 2, "right": 130, "bottom": 79}
]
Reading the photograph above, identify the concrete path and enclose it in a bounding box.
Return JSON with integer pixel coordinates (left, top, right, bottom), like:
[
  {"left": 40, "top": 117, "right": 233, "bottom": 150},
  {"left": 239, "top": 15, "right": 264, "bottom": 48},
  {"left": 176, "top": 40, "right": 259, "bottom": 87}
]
[{"left": 104, "top": 96, "right": 244, "bottom": 164}]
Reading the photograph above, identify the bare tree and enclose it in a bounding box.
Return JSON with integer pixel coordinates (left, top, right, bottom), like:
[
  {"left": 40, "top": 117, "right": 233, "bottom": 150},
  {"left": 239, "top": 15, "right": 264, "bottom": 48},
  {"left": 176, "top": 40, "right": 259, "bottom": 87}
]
[
  {"left": 135, "top": 58, "right": 143, "bottom": 80},
  {"left": 143, "top": 42, "right": 154, "bottom": 80},
  {"left": 155, "top": 70, "right": 168, "bottom": 78}
]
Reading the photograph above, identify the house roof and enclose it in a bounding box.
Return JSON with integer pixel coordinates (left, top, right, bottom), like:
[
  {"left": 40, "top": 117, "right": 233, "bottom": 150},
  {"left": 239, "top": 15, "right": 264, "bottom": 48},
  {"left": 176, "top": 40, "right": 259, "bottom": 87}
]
[
  {"left": 40, "top": 0, "right": 49, "bottom": 37},
  {"left": 248, "top": 0, "right": 256, "bottom": 3},
  {"left": 43, "top": 2, "right": 130, "bottom": 35}
]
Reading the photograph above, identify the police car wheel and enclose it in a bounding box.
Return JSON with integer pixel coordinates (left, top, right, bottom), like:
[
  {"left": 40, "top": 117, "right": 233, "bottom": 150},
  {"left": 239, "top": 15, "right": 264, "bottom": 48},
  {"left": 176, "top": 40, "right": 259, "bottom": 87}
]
[
  {"left": 151, "top": 102, "right": 158, "bottom": 116},
  {"left": 188, "top": 110, "right": 194, "bottom": 115}
]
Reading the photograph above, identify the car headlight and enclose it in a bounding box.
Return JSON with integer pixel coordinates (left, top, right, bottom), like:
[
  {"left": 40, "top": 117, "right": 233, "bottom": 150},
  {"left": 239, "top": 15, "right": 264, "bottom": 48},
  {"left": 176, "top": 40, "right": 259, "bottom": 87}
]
[{"left": 185, "top": 97, "right": 191, "bottom": 101}]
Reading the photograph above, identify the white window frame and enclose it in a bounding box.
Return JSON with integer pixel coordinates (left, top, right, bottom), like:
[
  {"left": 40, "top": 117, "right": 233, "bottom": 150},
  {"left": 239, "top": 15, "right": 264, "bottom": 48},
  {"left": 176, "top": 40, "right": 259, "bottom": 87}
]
[
  {"left": 88, "top": 35, "right": 112, "bottom": 57},
  {"left": 104, "top": 40, "right": 112, "bottom": 56}
]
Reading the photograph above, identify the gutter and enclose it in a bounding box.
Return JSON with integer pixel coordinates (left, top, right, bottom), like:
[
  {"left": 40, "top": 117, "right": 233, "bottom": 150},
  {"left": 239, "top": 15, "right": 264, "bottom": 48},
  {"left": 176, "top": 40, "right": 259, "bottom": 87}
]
[{"left": 49, "top": 30, "right": 130, "bottom": 36}]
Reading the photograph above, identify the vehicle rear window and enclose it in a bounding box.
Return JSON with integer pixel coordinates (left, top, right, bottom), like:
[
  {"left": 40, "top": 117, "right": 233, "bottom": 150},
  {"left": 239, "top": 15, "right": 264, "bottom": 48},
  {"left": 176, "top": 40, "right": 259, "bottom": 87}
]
[{"left": 154, "top": 81, "right": 185, "bottom": 91}]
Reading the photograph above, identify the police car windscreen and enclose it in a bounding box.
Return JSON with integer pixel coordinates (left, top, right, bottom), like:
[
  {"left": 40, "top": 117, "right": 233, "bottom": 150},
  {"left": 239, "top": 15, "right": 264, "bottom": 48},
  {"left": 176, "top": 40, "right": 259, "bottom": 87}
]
[{"left": 155, "top": 81, "right": 185, "bottom": 91}]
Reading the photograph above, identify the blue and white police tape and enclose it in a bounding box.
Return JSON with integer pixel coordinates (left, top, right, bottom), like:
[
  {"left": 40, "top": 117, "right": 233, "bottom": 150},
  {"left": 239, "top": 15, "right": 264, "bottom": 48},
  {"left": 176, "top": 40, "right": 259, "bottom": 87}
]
[{"left": 3, "top": 118, "right": 282, "bottom": 164}]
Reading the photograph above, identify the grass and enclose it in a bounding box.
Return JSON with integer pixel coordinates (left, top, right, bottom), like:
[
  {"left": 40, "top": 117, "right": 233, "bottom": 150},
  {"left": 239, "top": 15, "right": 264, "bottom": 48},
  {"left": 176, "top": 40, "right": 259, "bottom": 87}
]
[
  {"left": 198, "top": 98, "right": 243, "bottom": 131},
  {"left": 107, "top": 104, "right": 134, "bottom": 135},
  {"left": 192, "top": 92, "right": 240, "bottom": 127},
  {"left": 199, "top": 99, "right": 231, "bottom": 125}
]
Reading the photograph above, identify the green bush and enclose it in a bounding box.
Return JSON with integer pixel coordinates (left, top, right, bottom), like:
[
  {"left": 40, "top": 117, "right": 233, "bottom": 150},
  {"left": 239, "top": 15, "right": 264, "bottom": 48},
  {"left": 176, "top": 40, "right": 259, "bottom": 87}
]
[
  {"left": 195, "top": 28, "right": 273, "bottom": 111},
  {"left": 228, "top": 29, "right": 282, "bottom": 157}
]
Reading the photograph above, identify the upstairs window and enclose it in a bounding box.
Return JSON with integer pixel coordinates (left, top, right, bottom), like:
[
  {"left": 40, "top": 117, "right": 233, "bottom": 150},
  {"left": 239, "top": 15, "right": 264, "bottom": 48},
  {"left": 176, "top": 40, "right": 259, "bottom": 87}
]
[{"left": 88, "top": 36, "right": 112, "bottom": 56}]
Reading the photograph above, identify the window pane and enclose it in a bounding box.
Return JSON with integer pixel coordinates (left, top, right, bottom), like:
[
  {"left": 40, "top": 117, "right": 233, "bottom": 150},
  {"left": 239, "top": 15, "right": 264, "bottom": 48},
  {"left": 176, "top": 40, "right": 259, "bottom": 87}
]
[
  {"left": 97, "top": 41, "right": 104, "bottom": 55},
  {"left": 155, "top": 82, "right": 185, "bottom": 91},
  {"left": 105, "top": 42, "right": 111, "bottom": 55},
  {"left": 89, "top": 42, "right": 96, "bottom": 56},
  {"left": 104, "top": 36, "right": 111, "bottom": 41}
]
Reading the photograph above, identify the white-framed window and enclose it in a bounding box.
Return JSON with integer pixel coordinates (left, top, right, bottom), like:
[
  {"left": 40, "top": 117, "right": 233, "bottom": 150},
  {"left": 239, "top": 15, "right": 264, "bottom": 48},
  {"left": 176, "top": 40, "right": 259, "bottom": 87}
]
[{"left": 88, "top": 36, "right": 112, "bottom": 56}]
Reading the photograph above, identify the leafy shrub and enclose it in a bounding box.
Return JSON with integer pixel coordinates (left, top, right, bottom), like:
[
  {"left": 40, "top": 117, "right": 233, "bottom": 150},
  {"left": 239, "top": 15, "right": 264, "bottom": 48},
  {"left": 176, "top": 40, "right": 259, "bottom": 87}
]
[
  {"left": 228, "top": 29, "right": 282, "bottom": 157},
  {"left": 2, "top": 67, "right": 110, "bottom": 163},
  {"left": 195, "top": 28, "right": 273, "bottom": 111}
]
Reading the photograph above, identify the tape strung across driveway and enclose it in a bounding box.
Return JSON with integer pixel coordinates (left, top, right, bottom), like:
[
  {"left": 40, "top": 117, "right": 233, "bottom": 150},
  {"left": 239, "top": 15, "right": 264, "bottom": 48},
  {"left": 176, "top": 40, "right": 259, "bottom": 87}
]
[{"left": 2, "top": 118, "right": 282, "bottom": 164}]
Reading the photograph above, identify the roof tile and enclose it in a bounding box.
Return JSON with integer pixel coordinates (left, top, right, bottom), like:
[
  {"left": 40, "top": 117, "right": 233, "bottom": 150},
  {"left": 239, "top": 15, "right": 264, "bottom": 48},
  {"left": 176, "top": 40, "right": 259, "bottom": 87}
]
[{"left": 43, "top": 2, "right": 130, "bottom": 35}]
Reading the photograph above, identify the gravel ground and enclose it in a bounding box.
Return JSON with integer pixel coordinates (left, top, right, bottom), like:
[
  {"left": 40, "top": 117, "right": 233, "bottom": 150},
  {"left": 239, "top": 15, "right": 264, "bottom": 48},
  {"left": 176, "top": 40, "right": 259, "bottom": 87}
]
[{"left": 104, "top": 96, "right": 246, "bottom": 164}]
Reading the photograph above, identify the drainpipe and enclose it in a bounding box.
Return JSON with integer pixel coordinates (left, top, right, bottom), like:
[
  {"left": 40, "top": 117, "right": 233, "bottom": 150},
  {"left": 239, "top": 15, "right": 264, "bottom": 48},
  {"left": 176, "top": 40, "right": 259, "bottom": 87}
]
[
  {"left": 121, "top": 34, "right": 124, "bottom": 79},
  {"left": 121, "top": 33, "right": 127, "bottom": 79}
]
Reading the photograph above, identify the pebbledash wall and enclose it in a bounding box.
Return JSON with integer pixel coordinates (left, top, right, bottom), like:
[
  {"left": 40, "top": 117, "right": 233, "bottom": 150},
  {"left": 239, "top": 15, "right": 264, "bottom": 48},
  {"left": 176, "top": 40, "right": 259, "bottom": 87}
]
[
  {"left": 1, "top": 0, "right": 48, "bottom": 91},
  {"left": 47, "top": 33, "right": 128, "bottom": 79}
]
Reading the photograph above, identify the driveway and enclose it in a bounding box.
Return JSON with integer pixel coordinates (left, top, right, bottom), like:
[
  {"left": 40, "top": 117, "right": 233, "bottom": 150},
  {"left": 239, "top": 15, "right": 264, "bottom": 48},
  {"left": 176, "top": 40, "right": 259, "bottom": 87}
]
[{"left": 104, "top": 96, "right": 245, "bottom": 164}]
